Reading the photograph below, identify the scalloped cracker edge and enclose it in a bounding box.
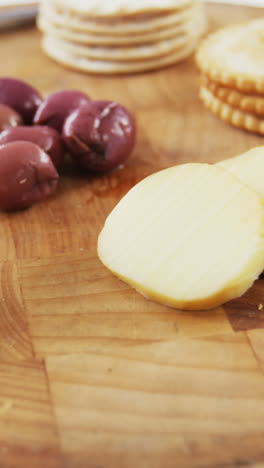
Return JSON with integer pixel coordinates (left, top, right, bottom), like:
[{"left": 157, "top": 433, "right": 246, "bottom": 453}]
[
  {"left": 204, "top": 78, "right": 264, "bottom": 116},
  {"left": 200, "top": 86, "right": 264, "bottom": 135},
  {"left": 196, "top": 20, "right": 264, "bottom": 94}
]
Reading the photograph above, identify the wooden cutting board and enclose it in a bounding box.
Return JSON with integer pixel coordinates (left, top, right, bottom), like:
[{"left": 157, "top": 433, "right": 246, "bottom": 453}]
[{"left": 0, "top": 4, "right": 264, "bottom": 468}]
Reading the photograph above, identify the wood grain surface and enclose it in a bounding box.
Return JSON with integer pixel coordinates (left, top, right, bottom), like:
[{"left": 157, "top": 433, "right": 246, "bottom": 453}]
[{"left": 0, "top": 4, "right": 264, "bottom": 468}]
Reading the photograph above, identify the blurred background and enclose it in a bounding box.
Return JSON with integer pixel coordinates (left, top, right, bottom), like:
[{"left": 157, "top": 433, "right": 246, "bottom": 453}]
[
  {"left": 208, "top": 0, "right": 264, "bottom": 4},
  {"left": 0, "top": 1, "right": 38, "bottom": 29},
  {"left": 0, "top": 0, "right": 263, "bottom": 30}
]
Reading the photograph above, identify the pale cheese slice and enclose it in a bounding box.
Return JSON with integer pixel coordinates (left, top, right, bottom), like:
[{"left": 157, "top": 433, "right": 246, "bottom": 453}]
[
  {"left": 98, "top": 163, "right": 264, "bottom": 311},
  {"left": 217, "top": 146, "right": 264, "bottom": 200}
]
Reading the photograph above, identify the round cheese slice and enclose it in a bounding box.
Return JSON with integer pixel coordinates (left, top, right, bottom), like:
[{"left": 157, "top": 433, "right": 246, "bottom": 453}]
[{"left": 98, "top": 163, "right": 264, "bottom": 310}]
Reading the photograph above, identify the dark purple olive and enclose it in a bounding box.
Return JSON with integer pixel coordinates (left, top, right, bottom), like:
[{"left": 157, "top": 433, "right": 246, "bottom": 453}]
[
  {"left": 0, "top": 141, "right": 58, "bottom": 211},
  {"left": 0, "top": 104, "right": 23, "bottom": 131},
  {"left": 0, "top": 77, "right": 42, "bottom": 124},
  {"left": 62, "top": 100, "right": 136, "bottom": 173},
  {"left": 0, "top": 126, "right": 64, "bottom": 169},
  {"left": 34, "top": 90, "right": 91, "bottom": 132}
]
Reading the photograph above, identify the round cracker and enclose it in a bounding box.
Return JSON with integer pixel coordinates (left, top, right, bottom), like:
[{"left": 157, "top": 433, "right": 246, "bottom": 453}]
[
  {"left": 40, "top": 1, "right": 203, "bottom": 36},
  {"left": 49, "top": 0, "right": 195, "bottom": 18},
  {"left": 42, "top": 35, "right": 198, "bottom": 74},
  {"left": 196, "top": 19, "right": 264, "bottom": 94},
  {"left": 47, "top": 33, "right": 198, "bottom": 62},
  {"left": 200, "top": 86, "right": 264, "bottom": 135},
  {"left": 205, "top": 78, "right": 264, "bottom": 116},
  {"left": 38, "top": 12, "right": 205, "bottom": 46}
]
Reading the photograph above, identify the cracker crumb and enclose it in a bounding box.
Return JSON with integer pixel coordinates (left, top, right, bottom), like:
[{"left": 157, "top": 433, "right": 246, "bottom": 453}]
[{"left": 258, "top": 303, "right": 263, "bottom": 310}]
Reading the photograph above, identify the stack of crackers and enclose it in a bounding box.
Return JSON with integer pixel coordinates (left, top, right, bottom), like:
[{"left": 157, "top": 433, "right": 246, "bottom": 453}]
[
  {"left": 196, "top": 19, "right": 264, "bottom": 135},
  {"left": 38, "top": 0, "right": 206, "bottom": 74}
]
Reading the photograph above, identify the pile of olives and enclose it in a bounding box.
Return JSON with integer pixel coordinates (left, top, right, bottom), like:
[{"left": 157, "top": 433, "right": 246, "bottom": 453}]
[{"left": 0, "top": 78, "right": 136, "bottom": 211}]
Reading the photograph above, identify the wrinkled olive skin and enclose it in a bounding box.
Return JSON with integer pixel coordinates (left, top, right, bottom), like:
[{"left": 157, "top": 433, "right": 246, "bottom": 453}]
[
  {"left": 0, "top": 104, "right": 23, "bottom": 131},
  {"left": 0, "top": 126, "right": 64, "bottom": 169},
  {"left": 0, "top": 78, "right": 42, "bottom": 124},
  {"left": 62, "top": 100, "right": 136, "bottom": 173},
  {"left": 0, "top": 141, "right": 59, "bottom": 211},
  {"left": 34, "top": 90, "right": 90, "bottom": 132}
]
